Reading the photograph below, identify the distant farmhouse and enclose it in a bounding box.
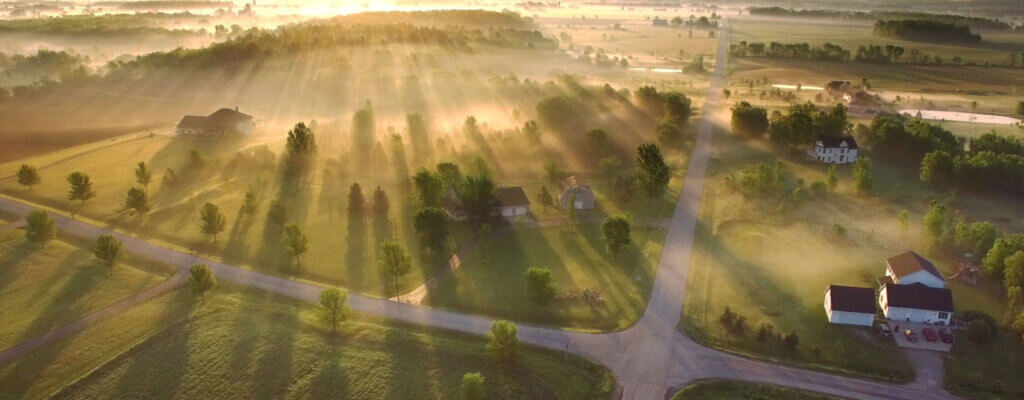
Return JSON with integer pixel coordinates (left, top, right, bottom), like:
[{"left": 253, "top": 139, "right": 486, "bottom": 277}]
[
  {"left": 807, "top": 135, "right": 858, "bottom": 164},
  {"left": 443, "top": 185, "right": 531, "bottom": 221},
  {"left": 176, "top": 107, "right": 255, "bottom": 136},
  {"left": 825, "top": 250, "right": 954, "bottom": 327},
  {"left": 559, "top": 175, "right": 595, "bottom": 210},
  {"left": 825, "top": 80, "right": 880, "bottom": 117}
]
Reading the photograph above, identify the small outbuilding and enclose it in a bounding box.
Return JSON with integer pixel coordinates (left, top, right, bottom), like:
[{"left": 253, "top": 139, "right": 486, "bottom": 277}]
[
  {"left": 824, "top": 285, "right": 877, "bottom": 327},
  {"left": 496, "top": 186, "right": 530, "bottom": 218},
  {"left": 559, "top": 175, "right": 596, "bottom": 210}
]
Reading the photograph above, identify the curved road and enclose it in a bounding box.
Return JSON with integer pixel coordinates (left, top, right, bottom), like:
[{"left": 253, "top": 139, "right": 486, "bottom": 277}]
[{"left": 0, "top": 22, "right": 957, "bottom": 400}]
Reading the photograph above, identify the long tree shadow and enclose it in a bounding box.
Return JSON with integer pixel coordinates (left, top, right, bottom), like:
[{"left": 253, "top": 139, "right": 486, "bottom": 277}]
[
  {"left": 345, "top": 212, "right": 368, "bottom": 288},
  {"left": 0, "top": 238, "right": 38, "bottom": 295},
  {"left": 248, "top": 299, "right": 299, "bottom": 400},
  {"left": 14, "top": 255, "right": 107, "bottom": 347},
  {"left": 306, "top": 343, "right": 350, "bottom": 399},
  {"left": 223, "top": 206, "right": 255, "bottom": 264}
]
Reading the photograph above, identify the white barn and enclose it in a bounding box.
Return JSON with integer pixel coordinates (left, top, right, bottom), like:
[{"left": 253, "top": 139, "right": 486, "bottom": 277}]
[
  {"left": 824, "top": 285, "right": 876, "bottom": 327},
  {"left": 879, "top": 283, "right": 954, "bottom": 325},
  {"left": 808, "top": 136, "right": 858, "bottom": 164},
  {"left": 885, "top": 250, "right": 945, "bottom": 289}
]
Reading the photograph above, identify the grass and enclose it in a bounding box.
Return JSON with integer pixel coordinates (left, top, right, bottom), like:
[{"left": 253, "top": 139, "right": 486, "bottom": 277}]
[
  {"left": 671, "top": 379, "right": 841, "bottom": 400},
  {"left": 40, "top": 287, "right": 613, "bottom": 400},
  {"left": 0, "top": 228, "right": 172, "bottom": 351},
  {"left": 425, "top": 223, "right": 666, "bottom": 331},
  {"left": 945, "top": 329, "right": 1024, "bottom": 399}
]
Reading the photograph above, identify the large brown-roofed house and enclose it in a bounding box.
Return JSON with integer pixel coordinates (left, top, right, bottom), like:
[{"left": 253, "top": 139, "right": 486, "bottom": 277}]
[
  {"left": 824, "top": 285, "right": 876, "bottom": 326},
  {"left": 885, "top": 250, "right": 945, "bottom": 289},
  {"left": 176, "top": 107, "right": 255, "bottom": 136}
]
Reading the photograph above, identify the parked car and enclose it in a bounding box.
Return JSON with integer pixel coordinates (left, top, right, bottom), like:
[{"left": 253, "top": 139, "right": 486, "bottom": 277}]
[
  {"left": 939, "top": 328, "right": 954, "bottom": 344},
  {"left": 922, "top": 328, "right": 937, "bottom": 342},
  {"left": 904, "top": 329, "right": 918, "bottom": 342},
  {"left": 879, "top": 323, "right": 892, "bottom": 337}
]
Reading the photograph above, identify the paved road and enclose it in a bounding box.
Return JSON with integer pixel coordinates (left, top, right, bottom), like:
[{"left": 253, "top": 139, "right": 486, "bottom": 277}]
[{"left": 0, "top": 23, "right": 957, "bottom": 400}]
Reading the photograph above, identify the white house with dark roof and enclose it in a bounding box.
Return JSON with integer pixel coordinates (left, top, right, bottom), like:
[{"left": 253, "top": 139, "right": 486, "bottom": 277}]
[
  {"left": 808, "top": 136, "right": 858, "bottom": 164},
  {"left": 824, "top": 285, "right": 876, "bottom": 327},
  {"left": 885, "top": 250, "right": 946, "bottom": 289},
  {"left": 879, "top": 282, "right": 954, "bottom": 325},
  {"left": 176, "top": 107, "right": 255, "bottom": 136}
]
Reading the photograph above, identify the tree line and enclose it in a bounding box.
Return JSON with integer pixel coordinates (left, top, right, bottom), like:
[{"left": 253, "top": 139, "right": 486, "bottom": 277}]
[
  {"left": 729, "top": 40, "right": 985, "bottom": 66},
  {"left": 747, "top": 7, "right": 1013, "bottom": 31},
  {"left": 873, "top": 19, "right": 982, "bottom": 43}
]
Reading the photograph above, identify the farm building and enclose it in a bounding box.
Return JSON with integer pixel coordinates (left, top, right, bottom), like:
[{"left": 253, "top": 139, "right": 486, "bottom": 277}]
[
  {"left": 807, "top": 136, "right": 858, "bottom": 164},
  {"left": 559, "top": 175, "right": 595, "bottom": 210},
  {"left": 176, "top": 107, "right": 255, "bottom": 136},
  {"left": 879, "top": 282, "right": 954, "bottom": 325},
  {"left": 843, "top": 91, "right": 880, "bottom": 117},
  {"left": 823, "top": 285, "right": 876, "bottom": 327}
]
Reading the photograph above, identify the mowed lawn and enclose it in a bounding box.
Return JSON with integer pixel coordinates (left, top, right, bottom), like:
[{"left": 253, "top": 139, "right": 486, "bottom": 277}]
[
  {"left": 45, "top": 289, "right": 613, "bottom": 400},
  {"left": 945, "top": 330, "right": 1024, "bottom": 399},
  {"left": 425, "top": 224, "right": 666, "bottom": 331},
  {"left": 671, "top": 380, "right": 841, "bottom": 400},
  {"left": 0, "top": 228, "right": 171, "bottom": 351}
]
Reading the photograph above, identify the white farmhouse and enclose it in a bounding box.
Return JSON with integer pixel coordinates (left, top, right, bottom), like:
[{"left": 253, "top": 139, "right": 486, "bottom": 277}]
[
  {"left": 808, "top": 136, "right": 858, "bottom": 164},
  {"left": 884, "top": 250, "right": 945, "bottom": 289},
  {"left": 879, "top": 282, "right": 954, "bottom": 325},
  {"left": 824, "top": 285, "right": 876, "bottom": 327}
]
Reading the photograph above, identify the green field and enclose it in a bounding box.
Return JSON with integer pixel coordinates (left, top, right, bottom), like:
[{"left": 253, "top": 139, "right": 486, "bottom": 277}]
[
  {"left": 671, "top": 379, "right": 840, "bottom": 400},
  {"left": 0, "top": 228, "right": 172, "bottom": 351},
  {"left": 41, "top": 288, "right": 612, "bottom": 400},
  {"left": 945, "top": 328, "right": 1024, "bottom": 399},
  {"left": 426, "top": 224, "right": 666, "bottom": 331}
]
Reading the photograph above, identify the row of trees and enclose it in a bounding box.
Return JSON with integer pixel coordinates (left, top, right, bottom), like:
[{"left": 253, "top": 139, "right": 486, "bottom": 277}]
[
  {"left": 873, "top": 19, "right": 981, "bottom": 43},
  {"left": 729, "top": 40, "right": 986, "bottom": 66},
  {"left": 766, "top": 102, "right": 851, "bottom": 148}
]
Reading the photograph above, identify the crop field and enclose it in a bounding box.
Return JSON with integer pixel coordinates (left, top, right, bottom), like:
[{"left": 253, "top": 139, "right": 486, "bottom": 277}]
[
  {"left": 0, "top": 227, "right": 172, "bottom": 351},
  {"left": 45, "top": 289, "right": 613, "bottom": 400}
]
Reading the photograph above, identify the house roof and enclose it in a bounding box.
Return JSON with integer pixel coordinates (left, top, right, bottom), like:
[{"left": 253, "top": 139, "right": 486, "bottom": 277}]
[
  {"left": 176, "top": 115, "right": 208, "bottom": 129},
  {"left": 847, "top": 91, "right": 879, "bottom": 107},
  {"left": 882, "top": 283, "right": 954, "bottom": 312},
  {"left": 887, "top": 251, "right": 944, "bottom": 281},
  {"left": 816, "top": 135, "right": 858, "bottom": 149},
  {"left": 561, "top": 175, "right": 592, "bottom": 192},
  {"left": 177, "top": 108, "right": 253, "bottom": 130},
  {"left": 827, "top": 285, "right": 876, "bottom": 314},
  {"left": 496, "top": 186, "right": 529, "bottom": 207}
]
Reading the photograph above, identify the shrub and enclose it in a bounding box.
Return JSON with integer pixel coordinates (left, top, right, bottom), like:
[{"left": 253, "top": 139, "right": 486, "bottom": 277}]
[{"left": 968, "top": 319, "right": 993, "bottom": 343}]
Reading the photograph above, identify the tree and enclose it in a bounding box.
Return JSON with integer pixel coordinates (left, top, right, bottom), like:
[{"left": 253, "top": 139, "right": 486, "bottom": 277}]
[
  {"left": 188, "top": 263, "right": 217, "bottom": 299},
  {"left": 920, "top": 151, "right": 956, "bottom": 187},
  {"left": 1016, "top": 101, "right": 1024, "bottom": 118},
  {"left": 598, "top": 156, "right": 622, "bottom": 178},
  {"left": 413, "top": 169, "right": 445, "bottom": 207},
  {"left": 655, "top": 120, "right": 682, "bottom": 145},
  {"left": 924, "top": 201, "right": 947, "bottom": 244},
  {"left": 285, "top": 122, "right": 317, "bottom": 159},
  {"left": 437, "top": 162, "right": 462, "bottom": 187},
  {"left": 543, "top": 160, "right": 568, "bottom": 185},
  {"left": 524, "top": 267, "right": 557, "bottom": 307},
  {"left": 730, "top": 101, "right": 769, "bottom": 137},
  {"left": 134, "top": 161, "right": 152, "bottom": 192},
  {"left": 199, "top": 203, "right": 227, "bottom": 242},
  {"left": 348, "top": 183, "right": 365, "bottom": 214},
  {"left": 967, "top": 319, "right": 992, "bottom": 343},
  {"left": 413, "top": 206, "right": 450, "bottom": 251},
  {"left": 316, "top": 287, "right": 352, "bottom": 333},
  {"left": 602, "top": 216, "right": 632, "bottom": 256},
  {"left": 536, "top": 186, "right": 554, "bottom": 210},
  {"left": 663, "top": 92, "right": 692, "bottom": 123},
  {"left": 459, "top": 175, "right": 498, "bottom": 228},
  {"left": 461, "top": 372, "right": 486, "bottom": 400},
  {"left": 983, "top": 234, "right": 1024, "bottom": 277},
  {"left": 94, "top": 234, "right": 123, "bottom": 266},
  {"left": 66, "top": 171, "right": 96, "bottom": 205},
  {"left": 25, "top": 210, "right": 55, "bottom": 245},
  {"left": 852, "top": 157, "right": 873, "bottom": 194},
  {"left": 372, "top": 186, "right": 389, "bottom": 215},
  {"left": 826, "top": 164, "right": 838, "bottom": 191},
  {"left": 585, "top": 128, "right": 610, "bottom": 150},
  {"left": 123, "top": 186, "right": 150, "bottom": 214},
  {"left": 379, "top": 239, "right": 412, "bottom": 299},
  {"left": 768, "top": 103, "right": 816, "bottom": 147},
  {"left": 282, "top": 223, "right": 308, "bottom": 267},
  {"left": 352, "top": 101, "right": 375, "bottom": 155},
  {"left": 1004, "top": 251, "right": 1024, "bottom": 289},
  {"left": 16, "top": 164, "right": 40, "bottom": 190},
  {"left": 241, "top": 188, "right": 258, "bottom": 216},
  {"left": 634, "top": 143, "right": 670, "bottom": 199},
  {"left": 954, "top": 221, "right": 998, "bottom": 257},
  {"left": 523, "top": 119, "right": 541, "bottom": 144},
  {"left": 487, "top": 319, "right": 519, "bottom": 362},
  {"left": 898, "top": 210, "right": 910, "bottom": 229}
]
